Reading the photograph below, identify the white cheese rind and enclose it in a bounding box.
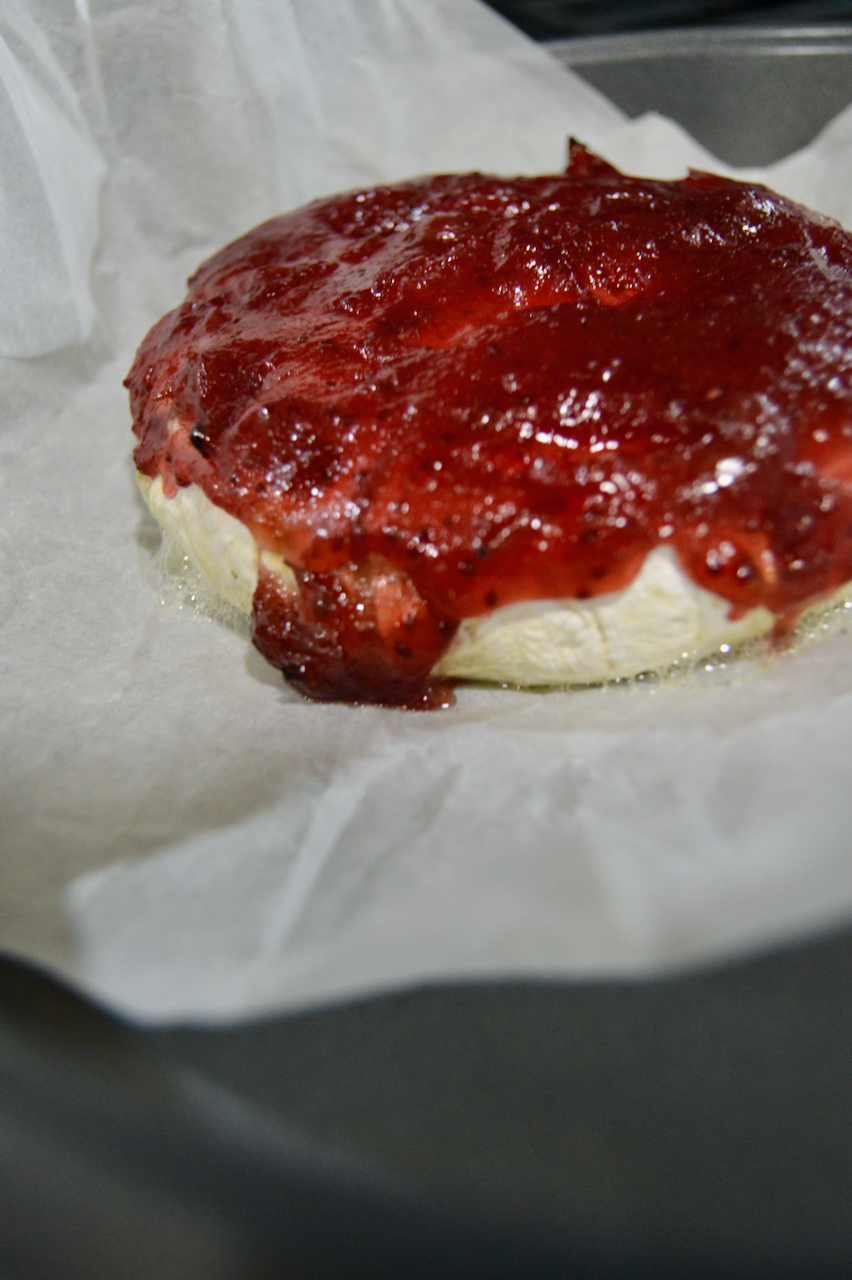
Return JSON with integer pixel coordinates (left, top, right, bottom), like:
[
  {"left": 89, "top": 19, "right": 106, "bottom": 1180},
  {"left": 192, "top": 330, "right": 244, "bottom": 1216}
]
[
  {"left": 137, "top": 474, "right": 776, "bottom": 686},
  {"left": 436, "top": 547, "right": 773, "bottom": 685},
  {"left": 138, "top": 473, "right": 299, "bottom": 612}
]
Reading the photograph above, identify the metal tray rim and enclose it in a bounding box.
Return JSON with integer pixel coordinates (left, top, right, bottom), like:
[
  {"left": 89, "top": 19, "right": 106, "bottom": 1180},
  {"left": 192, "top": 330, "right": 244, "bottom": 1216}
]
[{"left": 547, "top": 24, "right": 852, "bottom": 65}]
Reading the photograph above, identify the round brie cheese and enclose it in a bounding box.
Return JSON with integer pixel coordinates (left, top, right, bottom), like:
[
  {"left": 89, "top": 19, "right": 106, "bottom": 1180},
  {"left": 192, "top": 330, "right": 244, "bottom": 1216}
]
[{"left": 138, "top": 473, "right": 775, "bottom": 688}]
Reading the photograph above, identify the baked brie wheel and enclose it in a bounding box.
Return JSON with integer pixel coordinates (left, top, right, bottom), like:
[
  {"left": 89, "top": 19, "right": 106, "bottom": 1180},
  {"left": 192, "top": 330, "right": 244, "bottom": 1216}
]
[{"left": 128, "top": 145, "right": 852, "bottom": 708}]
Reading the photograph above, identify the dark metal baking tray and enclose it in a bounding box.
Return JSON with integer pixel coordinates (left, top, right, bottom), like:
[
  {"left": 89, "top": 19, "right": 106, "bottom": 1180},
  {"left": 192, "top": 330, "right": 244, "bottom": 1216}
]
[
  {"left": 4, "top": 27, "right": 852, "bottom": 1280},
  {"left": 553, "top": 24, "right": 852, "bottom": 164}
]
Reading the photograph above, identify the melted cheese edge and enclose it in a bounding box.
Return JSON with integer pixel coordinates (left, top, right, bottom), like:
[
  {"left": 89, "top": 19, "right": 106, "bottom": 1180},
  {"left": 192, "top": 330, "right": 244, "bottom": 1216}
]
[{"left": 138, "top": 473, "right": 775, "bottom": 686}]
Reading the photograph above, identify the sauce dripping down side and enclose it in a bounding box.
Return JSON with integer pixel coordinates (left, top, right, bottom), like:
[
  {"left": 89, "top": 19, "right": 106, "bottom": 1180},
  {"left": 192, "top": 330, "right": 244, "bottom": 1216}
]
[{"left": 128, "top": 144, "right": 852, "bottom": 707}]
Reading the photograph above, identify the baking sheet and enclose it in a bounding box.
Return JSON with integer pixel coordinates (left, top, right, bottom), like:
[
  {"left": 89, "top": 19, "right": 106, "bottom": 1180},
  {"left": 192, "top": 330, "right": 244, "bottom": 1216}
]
[{"left": 4, "top": 0, "right": 852, "bottom": 1024}]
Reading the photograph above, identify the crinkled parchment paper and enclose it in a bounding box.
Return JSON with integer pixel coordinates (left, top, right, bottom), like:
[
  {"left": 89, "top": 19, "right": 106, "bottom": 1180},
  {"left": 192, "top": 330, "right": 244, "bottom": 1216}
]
[{"left": 4, "top": 0, "right": 852, "bottom": 1024}]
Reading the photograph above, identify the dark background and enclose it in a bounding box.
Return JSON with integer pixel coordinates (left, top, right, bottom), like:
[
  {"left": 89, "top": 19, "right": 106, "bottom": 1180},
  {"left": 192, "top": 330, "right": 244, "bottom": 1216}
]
[{"left": 486, "top": 0, "right": 852, "bottom": 39}]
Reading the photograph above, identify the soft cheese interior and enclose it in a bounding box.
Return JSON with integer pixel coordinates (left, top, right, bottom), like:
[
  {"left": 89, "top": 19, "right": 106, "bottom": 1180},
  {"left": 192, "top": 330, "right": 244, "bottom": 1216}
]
[{"left": 138, "top": 473, "right": 776, "bottom": 687}]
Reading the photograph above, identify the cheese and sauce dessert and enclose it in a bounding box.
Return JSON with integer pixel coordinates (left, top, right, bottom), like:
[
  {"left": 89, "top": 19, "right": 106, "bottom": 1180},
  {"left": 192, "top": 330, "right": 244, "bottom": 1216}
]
[{"left": 128, "top": 144, "right": 852, "bottom": 708}]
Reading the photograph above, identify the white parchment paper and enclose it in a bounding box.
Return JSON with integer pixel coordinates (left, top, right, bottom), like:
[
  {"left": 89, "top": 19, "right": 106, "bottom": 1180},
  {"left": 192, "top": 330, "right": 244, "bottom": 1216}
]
[{"left": 3, "top": 0, "right": 852, "bottom": 1024}]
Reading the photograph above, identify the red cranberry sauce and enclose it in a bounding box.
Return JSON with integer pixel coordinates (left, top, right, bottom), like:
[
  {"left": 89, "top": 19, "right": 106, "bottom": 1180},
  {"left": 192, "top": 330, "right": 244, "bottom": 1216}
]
[{"left": 128, "top": 144, "right": 852, "bottom": 706}]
